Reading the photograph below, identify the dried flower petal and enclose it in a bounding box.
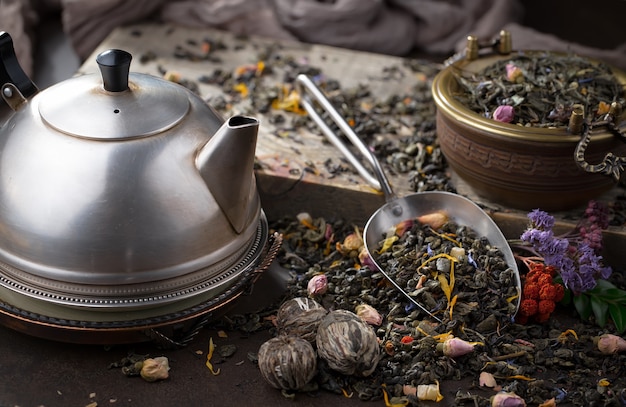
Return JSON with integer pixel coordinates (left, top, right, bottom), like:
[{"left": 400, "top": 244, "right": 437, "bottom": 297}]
[
  {"left": 491, "top": 391, "right": 527, "bottom": 407},
  {"left": 355, "top": 304, "right": 383, "bottom": 326},
  {"left": 296, "top": 212, "right": 315, "bottom": 229},
  {"left": 307, "top": 274, "right": 328, "bottom": 296},
  {"left": 479, "top": 371, "right": 498, "bottom": 388},
  {"left": 400, "top": 335, "right": 414, "bottom": 344},
  {"left": 358, "top": 247, "right": 377, "bottom": 270},
  {"left": 538, "top": 398, "right": 556, "bottom": 407},
  {"left": 436, "top": 337, "right": 480, "bottom": 358},
  {"left": 394, "top": 220, "right": 414, "bottom": 237},
  {"left": 377, "top": 235, "right": 398, "bottom": 254},
  {"left": 449, "top": 246, "right": 465, "bottom": 261},
  {"left": 505, "top": 63, "right": 524, "bottom": 83},
  {"left": 596, "top": 333, "right": 626, "bottom": 354},
  {"left": 417, "top": 210, "right": 448, "bottom": 230},
  {"left": 597, "top": 101, "right": 611, "bottom": 115},
  {"left": 336, "top": 233, "right": 364, "bottom": 256},
  {"left": 206, "top": 337, "right": 221, "bottom": 375},
  {"left": 403, "top": 381, "right": 443, "bottom": 402},
  {"left": 493, "top": 105, "right": 515, "bottom": 123},
  {"left": 140, "top": 357, "right": 170, "bottom": 382}
]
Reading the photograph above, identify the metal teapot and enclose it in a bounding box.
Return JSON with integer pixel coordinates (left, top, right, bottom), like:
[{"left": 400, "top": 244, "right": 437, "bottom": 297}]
[{"left": 0, "top": 32, "right": 276, "bottom": 342}]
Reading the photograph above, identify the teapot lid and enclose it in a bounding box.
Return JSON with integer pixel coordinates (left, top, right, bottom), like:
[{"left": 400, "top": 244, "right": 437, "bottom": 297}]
[{"left": 38, "top": 49, "right": 190, "bottom": 140}]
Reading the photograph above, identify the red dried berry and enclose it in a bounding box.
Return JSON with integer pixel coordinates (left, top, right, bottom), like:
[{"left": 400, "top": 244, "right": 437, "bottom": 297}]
[
  {"left": 538, "top": 299, "right": 556, "bottom": 315},
  {"left": 537, "top": 273, "right": 553, "bottom": 288},
  {"left": 525, "top": 269, "right": 541, "bottom": 284},
  {"left": 553, "top": 284, "right": 565, "bottom": 302},
  {"left": 539, "top": 284, "right": 557, "bottom": 301},
  {"left": 544, "top": 265, "right": 557, "bottom": 277},
  {"left": 519, "top": 299, "right": 538, "bottom": 317},
  {"left": 523, "top": 283, "right": 541, "bottom": 300}
]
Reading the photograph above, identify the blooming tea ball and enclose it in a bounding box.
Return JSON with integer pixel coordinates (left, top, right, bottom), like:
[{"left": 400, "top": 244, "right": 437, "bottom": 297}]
[
  {"left": 276, "top": 297, "right": 328, "bottom": 343},
  {"left": 258, "top": 335, "right": 317, "bottom": 391},
  {"left": 316, "top": 309, "right": 380, "bottom": 376}
]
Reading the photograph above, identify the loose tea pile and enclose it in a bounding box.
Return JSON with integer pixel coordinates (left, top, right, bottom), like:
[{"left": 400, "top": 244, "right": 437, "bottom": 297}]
[
  {"left": 452, "top": 53, "right": 625, "bottom": 127},
  {"left": 222, "top": 213, "right": 626, "bottom": 406},
  {"left": 140, "top": 36, "right": 455, "bottom": 195},
  {"left": 129, "top": 28, "right": 626, "bottom": 405},
  {"left": 370, "top": 215, "right": 519, "bottom": 330}
]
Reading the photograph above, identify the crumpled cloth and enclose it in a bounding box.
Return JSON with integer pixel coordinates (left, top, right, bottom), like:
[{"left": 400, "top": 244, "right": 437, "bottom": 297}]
[
  {"left": 0, "top": 0, "right": 38, "bottom": 76},
  {"left": 5, "top": 0, "right": 626, "bottom": 78}
]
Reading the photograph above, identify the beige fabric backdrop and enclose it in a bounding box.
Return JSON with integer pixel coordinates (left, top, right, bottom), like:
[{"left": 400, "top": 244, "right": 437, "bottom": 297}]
[{"left": 3, "top": 0, "right": 626, "bottom": 78}]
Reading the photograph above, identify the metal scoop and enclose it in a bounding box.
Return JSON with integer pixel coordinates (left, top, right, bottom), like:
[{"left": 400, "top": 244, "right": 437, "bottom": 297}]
[{"left": 295, "top": 74, "right": 521, "bottom": 321}]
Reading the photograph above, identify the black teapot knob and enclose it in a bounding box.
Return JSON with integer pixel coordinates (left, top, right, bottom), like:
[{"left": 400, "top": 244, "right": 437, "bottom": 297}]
[{"left": 96, "top": 49, "right": 132, "bottom": 92}]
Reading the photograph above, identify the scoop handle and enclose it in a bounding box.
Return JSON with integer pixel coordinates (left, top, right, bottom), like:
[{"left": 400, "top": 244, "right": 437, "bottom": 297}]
[
  {"left": 295, "top": 74, "right": 396, "bottom": 201},
  {"left": 0, "top": 32, "right": 38, "bottom": 99}
]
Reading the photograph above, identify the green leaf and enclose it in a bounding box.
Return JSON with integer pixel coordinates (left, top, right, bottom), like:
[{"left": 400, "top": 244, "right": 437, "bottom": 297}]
[
  {"left": 573, "top": 294, "right": 592, "bottom": 321},
  {"left": 608, "top": 303, "right": 626, "bottom": 334},
  {"left": 559, "top": 286, "right": 571, "bottom": 305},
  {"left": 595, "top": 288, "right": 626, "bottom": 302},
  {"left": 590, "top": 295, "right": 609, "bottom": 327},
  {"left": 594, "top": 279, "right": 617, "bottom": 290}
]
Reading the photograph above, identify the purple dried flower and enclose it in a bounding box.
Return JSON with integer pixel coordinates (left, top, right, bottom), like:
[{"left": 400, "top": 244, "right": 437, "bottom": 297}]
[
  {"left": 540, "top": 236, "right": 569, "bottom": 258},
  {"left": 521, "top": 207, "right": 612, "bottom": 295},
  {"left": 520, "top": 228, "right": 555, "bottom": 249},
  {"left": 527, "top": 209, "right": 555, "bottom": 230}
]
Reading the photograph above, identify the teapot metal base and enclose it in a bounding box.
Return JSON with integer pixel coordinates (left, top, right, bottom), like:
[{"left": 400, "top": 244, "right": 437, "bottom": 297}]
[{"left": 0, "top": 229, "right": 282, "bottom": 346}]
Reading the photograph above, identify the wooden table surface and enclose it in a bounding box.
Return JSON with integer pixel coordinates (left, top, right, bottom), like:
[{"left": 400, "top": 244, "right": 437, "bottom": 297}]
[{"left": 78, "top": 23, "right": 626, "bottom": 268}]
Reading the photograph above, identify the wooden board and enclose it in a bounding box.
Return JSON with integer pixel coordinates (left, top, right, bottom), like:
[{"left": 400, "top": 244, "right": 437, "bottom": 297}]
[{"left": 79, "top": 23, "right": 626, "bottom": 268}]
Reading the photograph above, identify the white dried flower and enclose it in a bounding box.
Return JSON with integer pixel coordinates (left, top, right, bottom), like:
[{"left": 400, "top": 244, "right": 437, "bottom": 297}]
[{"left": 140, "top": 357, "right": 170, "bottom": 382}]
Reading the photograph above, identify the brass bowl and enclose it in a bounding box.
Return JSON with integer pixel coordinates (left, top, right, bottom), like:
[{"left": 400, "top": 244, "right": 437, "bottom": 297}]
[{"left": 432, "top": 48, "right": 626, "bottom": 211}]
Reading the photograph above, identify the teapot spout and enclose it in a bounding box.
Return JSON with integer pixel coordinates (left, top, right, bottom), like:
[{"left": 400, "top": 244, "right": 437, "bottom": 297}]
[{"left": 196, "top": 116, "right": 260, "bottom": 234}]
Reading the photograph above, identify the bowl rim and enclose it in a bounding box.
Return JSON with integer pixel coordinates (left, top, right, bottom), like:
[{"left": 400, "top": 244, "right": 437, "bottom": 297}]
[{"left": 431, "top": 50, "right": 626, "bottom": 143}]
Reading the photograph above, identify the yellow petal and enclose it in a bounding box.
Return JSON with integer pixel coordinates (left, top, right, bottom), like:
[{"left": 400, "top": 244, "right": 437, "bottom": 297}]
[
  {"left": 437, "top": 273, "right": 451, "bottom": 303},
  {"left": 206, "top": 337, "right": 221, "bottom": 375},
  {"left": 341, "top": 388, "right": 353, "bottom": 398},
  {"left": 449, "top": 294, "right": 458, "bottom": 320},
  {"left": 383, "top": 384, "right": 409, "bottom": 407},
  {"left": 505, "top": 374, "right": 535, "bottom": 381},
  {"left": 558, "top": 329, "right": 578, "bottom": 344},
  {"left": 449, "top": 260, "right": 455, "bottom": 293},
  {"left": 377, "top": 235, "right": 398, "bottom": 254},
  {"left": 433, "top": 331, "right": 454, "bottom": 342},
  {"left": 233, "top": 82, "right": 249, "bottom": 97},
  {"left": 538, "top": 398, "right": 556, "bottom": 407}
]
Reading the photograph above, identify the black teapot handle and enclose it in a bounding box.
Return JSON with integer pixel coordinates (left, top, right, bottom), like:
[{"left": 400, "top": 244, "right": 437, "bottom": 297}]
[{"left": 0, "top": 32, "right": 38, "bottom": 100}]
